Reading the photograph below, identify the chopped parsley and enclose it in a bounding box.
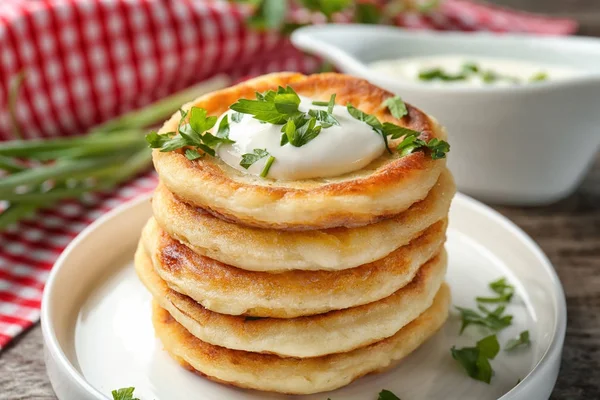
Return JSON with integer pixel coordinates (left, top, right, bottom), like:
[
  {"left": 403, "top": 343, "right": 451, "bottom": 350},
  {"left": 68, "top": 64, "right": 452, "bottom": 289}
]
[
  {"left": 145, "top": 107, "right": 234, "bottom": 159},
  {"left": 382, "top": 95, "right": 408, "bottom": 119},
  {"left": 239, "top": 148, "right": 275, "bottom": 178},
  {"left": 111, "top": 387, "right": 139, "bottom": 400},
  {"left": 378, "top": 389, "right": 402, "bottom": 399},
  {"left": 451, "top": 334, "right": 500, "bottom": 384},
  {"left": 419, "top": 62, "right": 548, "bottom": 85},
  {"left": 530, "top": 72, "right": 548, "bottom": 82},
  {"left": 240, "top": 148, "right": 270, "bottom": 169},
  {"left": 476, "top": 277, "right": 515, "bottom": 304},
  {"left": 311, "top": 93, "right": 336, "bottom": 113},
  {"left": 230, "top": 86, "right": 336, "bottom": 147},
  {"left": 456, "top": 304, "right": 513, "bottom": 334},
  {"left": 346, "top": 102, "right": 449, "bottom": 159},
  {"left": 505, "top": 330, "right": 531, "bottom": 351}
]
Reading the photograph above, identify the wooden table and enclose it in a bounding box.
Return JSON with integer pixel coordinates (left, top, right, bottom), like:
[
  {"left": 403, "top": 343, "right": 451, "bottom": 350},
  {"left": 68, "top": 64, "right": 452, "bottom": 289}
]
[{"left": 1, "top": 2, "right": 600, "bottom": 399}]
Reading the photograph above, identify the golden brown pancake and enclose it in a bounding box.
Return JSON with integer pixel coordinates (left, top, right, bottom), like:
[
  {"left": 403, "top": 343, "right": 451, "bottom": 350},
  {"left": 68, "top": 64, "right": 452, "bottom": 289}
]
[
  {"left": 151, "top": 169, "right": 455, "bottom": 272},
  {"left": 152, "top": 72, "right": 447, "bottom": 230},
  {"left": 136, "top": 241, "right": 446, "bottom": 357},
  {"left": 152, "top": 284, "right": 450, "bottom": 394},
  {"left": 142, "top": 217, "right": 447, "bottom": 318}
]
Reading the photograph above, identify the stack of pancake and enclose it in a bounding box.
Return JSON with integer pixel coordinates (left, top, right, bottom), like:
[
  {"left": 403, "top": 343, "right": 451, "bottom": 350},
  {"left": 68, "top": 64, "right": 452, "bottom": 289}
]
[{"left": 135, "top": 73, "right": 455, "bottom": 395}]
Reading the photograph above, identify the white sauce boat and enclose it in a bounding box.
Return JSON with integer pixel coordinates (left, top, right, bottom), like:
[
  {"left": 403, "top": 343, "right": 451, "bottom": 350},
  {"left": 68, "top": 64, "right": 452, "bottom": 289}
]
[{"left": 292, "top": 24, "right": 600, "bottom": 205}]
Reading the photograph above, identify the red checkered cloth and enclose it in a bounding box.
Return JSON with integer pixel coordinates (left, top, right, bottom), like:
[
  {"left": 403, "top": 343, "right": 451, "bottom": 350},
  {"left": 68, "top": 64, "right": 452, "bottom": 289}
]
[{"left": 0, "top": 0, "right": 577, "bottom": 350}]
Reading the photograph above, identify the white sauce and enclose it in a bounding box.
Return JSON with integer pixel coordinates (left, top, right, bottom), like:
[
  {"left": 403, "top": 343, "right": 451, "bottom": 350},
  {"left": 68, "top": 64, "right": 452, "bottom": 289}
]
[
  {"left": 216, "top": 97, "right": 385, "bottom": 180},
  {"left": 369, "top": 55, "right": 580, "bottom": 87}
]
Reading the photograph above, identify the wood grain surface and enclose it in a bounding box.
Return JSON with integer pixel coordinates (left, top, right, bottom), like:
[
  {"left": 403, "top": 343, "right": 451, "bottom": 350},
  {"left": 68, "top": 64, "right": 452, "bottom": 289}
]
[{"left": 1, "top": 1, "right": 599, "bottom": 399}]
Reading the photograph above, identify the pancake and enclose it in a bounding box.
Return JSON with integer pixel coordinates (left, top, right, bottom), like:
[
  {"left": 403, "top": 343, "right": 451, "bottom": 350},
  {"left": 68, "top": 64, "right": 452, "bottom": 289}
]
[
  {"left": 142, "top": 217, "right": 447, "bottom": 318},
  {"left": 152, "top": 72, "right": 447, "bottom": 230},
  {"left": 152, "top": 168, "right": 455, "bottom": 272},
  {"left": 136, "top": 240, "right": 445, "bottom": 357},
  {"left": 152, "top": 283, "right": 450, "bottom": 394}
]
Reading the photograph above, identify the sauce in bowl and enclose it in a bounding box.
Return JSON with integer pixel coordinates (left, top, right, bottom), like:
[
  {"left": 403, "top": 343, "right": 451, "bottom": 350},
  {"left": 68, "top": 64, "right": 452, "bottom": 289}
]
[{"left": 369, "top": 55, "right": 581, "bottom": 87}]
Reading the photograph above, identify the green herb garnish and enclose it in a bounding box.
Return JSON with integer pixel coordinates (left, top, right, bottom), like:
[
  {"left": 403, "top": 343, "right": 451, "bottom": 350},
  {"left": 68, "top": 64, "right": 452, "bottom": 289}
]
[
  {"left": 230, "top": 86, "right": 299, "bottom": 124},
  {"left": 240, "top": 148, "right": 270, "bottom": 169},
  {"left": 477, "top": 278, "right": 515, "bottom": 303},
  {"left": 111, "top": 387, "right": 139, "bottom": 400},
  {"left": 530, "top": 72, "right": 548, "bottom": 82},
  {"left": 146, "top": 107, "right": 234, "bottom": 158},
  {"left": 378, "top": 389, "right": 402, "bottom": 399},
  {"left": 456, "top": 304, "right": 513, "bottom": 334},
  {"left": 184, "top": 149, "right": 203, "bottom": 161},
  {"left": 239, "top": 149, "right": 275, "bottom": 178},
  {"left": 419, "top": 68, "right": 467, "bottom": 82},
  {"left": 451, "top": 334, "right": 500, "bottom": 384},
  {"left": 505, "top": 330, "right": 530, "bottom": 351},
  {"left": 382, "top": 95, "right": 408, "bottom": 119}
]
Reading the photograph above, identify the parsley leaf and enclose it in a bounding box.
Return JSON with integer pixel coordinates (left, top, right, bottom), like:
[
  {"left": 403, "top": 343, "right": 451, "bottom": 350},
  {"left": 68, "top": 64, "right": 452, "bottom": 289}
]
[
  {"left": 111, "top": 387, "right": 139, "bottom": 400},
  {"left": 382, "top": 95, "right": 408, "bottom": 119},
  {"left": 505, "top": 330, "right": 530, "bottom": 351},
  {"left": 145, "top": 107, "right": 234, "bottom": 158},
  {"left": 185, "top": 149, "right": 203, "bottom": 161},
  {"left": 145, "top": 131, "right": 170, "bottom": 148},
  {"left": 477, "top": 278, "right": 515, "bottom": 303},
  {"left": 230, "top": 86, "right": 301, "bottom": 125},
  {"left": 240, "top": 148, "right": 270, "bottom": 169},
  {"left": 378, "top": 389, "right": 401, "bottom": 400},
  {"left": 189, "top": 107, "right": 217, "bottom": 134},
  {"left": 462, "top": 62, "right": 480, "bottom": 74},
  {"left": 419, "top": 68, "right": 467, "bottom": 82},
  {"left": 451, "top": 334, "right": 499, "bottom": 384},
  {"left": 327, "top": 93, "right": 336, "bottom": 113},
  {"left": 347, "top": 103, "right": 450, "bottom": 159},
  {"left": 307, "top": 109, "right": 339, "bottom": 128},
  {"left": 216, "top": 115, "right": 231, "bottom": 139},
  {"left": 456, "top": 304, "right": 512, "bottom": 334},
  {"left": 282, "top": 116, "right": 322, "bottom": 147}
]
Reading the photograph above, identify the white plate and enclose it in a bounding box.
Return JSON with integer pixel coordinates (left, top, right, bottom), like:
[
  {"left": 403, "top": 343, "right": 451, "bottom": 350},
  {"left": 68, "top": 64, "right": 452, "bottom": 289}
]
[{"left": 42, "top": 193, "right": 566, "bottom": 400}]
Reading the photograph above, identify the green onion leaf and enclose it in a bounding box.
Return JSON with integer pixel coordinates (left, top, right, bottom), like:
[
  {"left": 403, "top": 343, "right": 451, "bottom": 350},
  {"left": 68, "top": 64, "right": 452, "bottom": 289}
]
[
  {"left": 261, "top": 155, "right": 275, "bottom": 178},
  {"left": 505, "top": 330, "right": 530, "bottom": 351},
  {"left": 530, "top": 72, "right": 548, "bottom": 82},
  {"left": 216, "top": 115, "right": 231, "bottom": 139},
  {"left": 189, "top": 107, "right": 217, "bottom": 134},
  {"left": 307, "top": 109, "right": 339, "bottom": 128},
  {"left": 456, "top": 304, "right": 512, "bottom": 334}
]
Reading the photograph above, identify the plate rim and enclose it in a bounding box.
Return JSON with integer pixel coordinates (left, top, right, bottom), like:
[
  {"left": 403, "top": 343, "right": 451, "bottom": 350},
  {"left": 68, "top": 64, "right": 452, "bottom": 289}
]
[{"left": 40, "top": 192, "right": 567, "bottom": 400}]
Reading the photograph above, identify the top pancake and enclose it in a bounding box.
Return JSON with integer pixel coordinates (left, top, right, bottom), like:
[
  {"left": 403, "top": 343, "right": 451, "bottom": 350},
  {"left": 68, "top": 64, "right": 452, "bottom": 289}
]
[{"left": 152, "top": 72, "right": 447, "bottom": 230}]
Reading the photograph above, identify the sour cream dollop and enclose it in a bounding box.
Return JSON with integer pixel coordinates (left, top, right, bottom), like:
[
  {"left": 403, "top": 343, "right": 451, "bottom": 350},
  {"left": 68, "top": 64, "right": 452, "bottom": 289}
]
[{"left": 216, "top": 97, "right": 386, "bottom": 180}]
